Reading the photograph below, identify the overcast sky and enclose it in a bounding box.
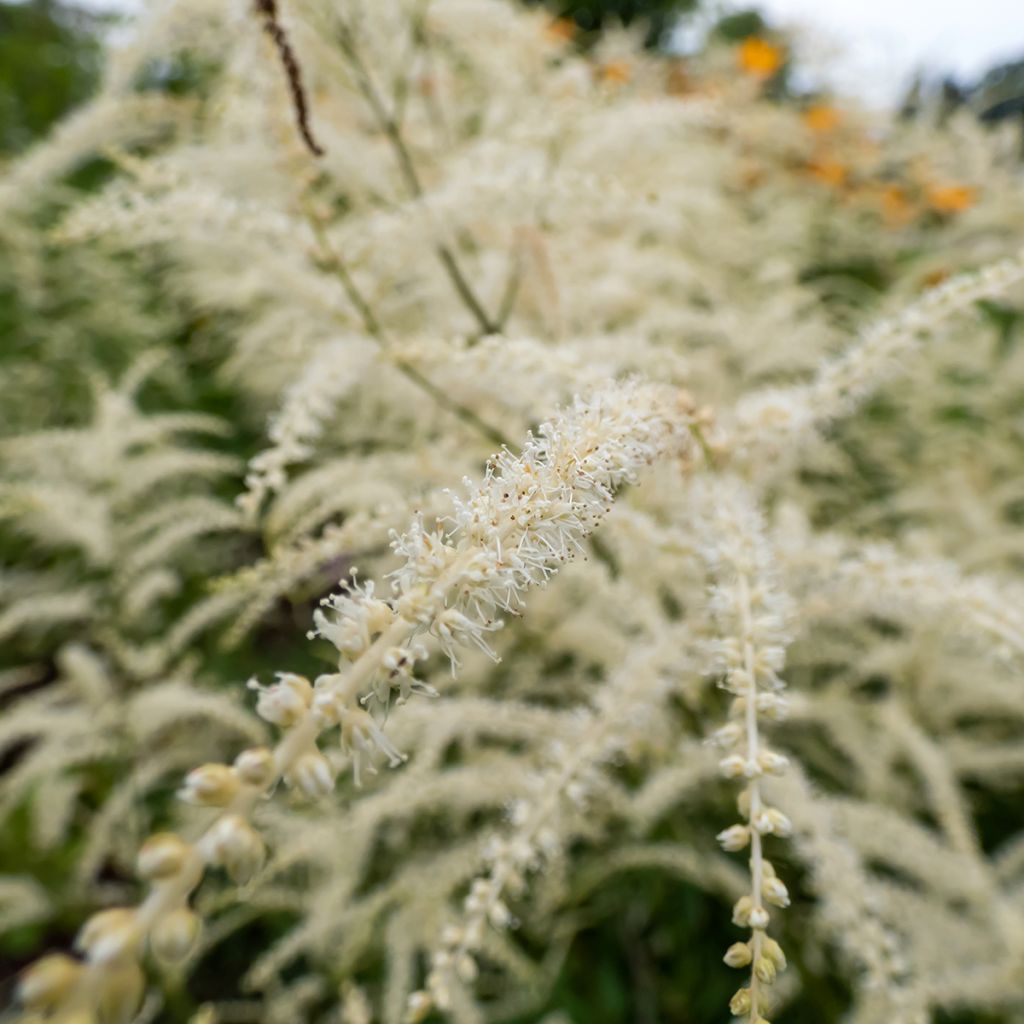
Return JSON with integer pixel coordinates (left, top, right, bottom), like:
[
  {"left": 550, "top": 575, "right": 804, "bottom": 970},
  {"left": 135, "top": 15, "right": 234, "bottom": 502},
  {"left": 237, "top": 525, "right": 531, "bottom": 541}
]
[
  {"left": 756, "top": 0, "right": 1023, "bottom": 105},
  {"left": 67, "top": 0, "right": 1024, "bottom": 107}
]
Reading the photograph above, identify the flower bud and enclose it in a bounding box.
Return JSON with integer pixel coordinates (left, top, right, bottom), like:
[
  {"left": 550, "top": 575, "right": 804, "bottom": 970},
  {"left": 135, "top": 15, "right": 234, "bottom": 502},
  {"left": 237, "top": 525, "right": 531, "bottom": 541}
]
[
  {"left": 207, "top": 814, "right": 266, "bottom": 884},
  {"left": 137, "top": 832, "right": 191, "bottom": 880},
  {"left": 723, "top": 941, "right": 752, "bottom": 968},
  {"left": 98, "top": 960, "right": 144, "bottom": 1024},
  {"left": 762, "top": 937, "right": 787, "bottom": 970},
  {"left": 718, "top": 754, "right": 746, "bottom": 778},
  {"left": 18, "top": 953, "right": 81, "bottom": 1010},
  {"left": 711, "top": 722, "right": 742, "bottom": 748},
  {"left": 758, "top": 808, "right": 793, "bottom": 837},
  {"left": 729, "top": 987, "right": 752, "bottom": 1016},
  {"left": 749, "top": 906, "right": 770, "bottom": 930},
  {"left": 754, "top": 955, "right": 777, "bottom": 984},
  {"left": 763, "top": 876, "right": 790, "bottom": 908},
  {"left": 150, "top": 907, "right": 201, "bottom": 966},
  {"left": 179, "top": 763, "right": 239, "bottom": 807},
  {"left": 731, "top": 895, "right": 753, "bottom": 927},
  {"left": 255, "top": 673, "right": 312, "bottom": 727},
  {"left": 234, "top": 747, "right": 275, "bottom": 787},
  {"left": 287, "top": 749, "right": 335, "bottom": 799},
  {"left": 76, "top": 908, "right": 139, "bottom": 963},
  {"left": 758, "top": 750, "right": 789, "bottom": 775},
  {"left": 716, "top": 824, "right": 751, "bottom": 852},
  {"left": 756, "top": 692, "right": 789, "bottom": 720}
]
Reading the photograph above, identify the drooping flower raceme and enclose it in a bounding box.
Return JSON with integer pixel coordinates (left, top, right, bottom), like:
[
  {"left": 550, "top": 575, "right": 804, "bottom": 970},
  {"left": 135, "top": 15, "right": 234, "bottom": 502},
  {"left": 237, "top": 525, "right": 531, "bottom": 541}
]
[{"left": 697, "top": 475, "right": 794, "bottom": 1024}]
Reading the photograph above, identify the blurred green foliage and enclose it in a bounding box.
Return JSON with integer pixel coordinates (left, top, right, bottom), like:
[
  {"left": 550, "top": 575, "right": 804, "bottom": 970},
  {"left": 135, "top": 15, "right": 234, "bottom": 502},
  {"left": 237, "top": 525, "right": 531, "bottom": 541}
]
[{"left": 0, "top": 0, "right": 105, "bottom": 155}]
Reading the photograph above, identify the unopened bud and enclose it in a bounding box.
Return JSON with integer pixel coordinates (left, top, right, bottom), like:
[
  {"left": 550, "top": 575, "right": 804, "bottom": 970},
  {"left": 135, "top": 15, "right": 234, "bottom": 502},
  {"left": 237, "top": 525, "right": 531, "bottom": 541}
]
[
  {"left": 151, "top": 908, "right": 201, "bottom": 966},
  {"left": 754, "top": 955, "right": 777, "bottom": 984},
  {"left": 137, "top": 833, "right": 191, "bottom": 880},
  {"left": 749, "top": 906, "right": 770, "bottom": 930},
  {"left": 717, "top": 825, "right": 751, "bottom": 852},
  {"left": 233, "top": 747, "right": 275, "bottom": 787},
  {"left": 729, "top": 987, "right": 752, "bottom": 1016},
  {"left": 723, "top": 941, "right": 752, "bottom": 968},
  {"left": 254, "top": 673, "right": 312, "bottom": 727},
  {"left": 179, "top": 763, "right": 239, "bottom": 807},
  {"left": 18, "top": 954, "right": 81, "bottom": 1010},
  {"left": 287, "top": 749, "right": 335, "bottom": 799},
  {"left": 732, "top": 895, "right": 753, "bottom": 927},
  {"left": 207, "top": 814, "right": 266, "bottom": 884},
  {"left": 763, "top": 876, "right": 790, "bottom": 908},
  {"left": 718, "top": 754, "right": 746, "bottom": 778},
  {"left": 98, "top": 961, "right": 144, "bottom": 1024},
  {"left": 76, "top": 908, "right": 138, "bottom": 964},
  {"left": 758, "top": 750, "right": 789, "bottom": 775},
  {"left": 762, "top": 937, "right": 787, "bottom": 970}
]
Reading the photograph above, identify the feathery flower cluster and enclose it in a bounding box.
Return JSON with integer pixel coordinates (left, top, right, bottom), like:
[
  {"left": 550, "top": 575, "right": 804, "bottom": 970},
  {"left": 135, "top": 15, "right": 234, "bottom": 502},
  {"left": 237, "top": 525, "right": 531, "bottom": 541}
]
[
  {"left": 730, "top": 247, "right": 1024, "bottom": 467},
  {"left": 15, "top": 381, "right": 691, "bottom": 1022},
  {"left": 699, "top": 477, "right": 793, "bottom": 1023},
  {"left": 407, "top": 637, "right": 684, "bottom": 1021},
  {"left": 238, "top": 339, "right": 375, "bottom": 522},
  {"left": 308, "top": 381, "right": 693, "bottom": 762}
]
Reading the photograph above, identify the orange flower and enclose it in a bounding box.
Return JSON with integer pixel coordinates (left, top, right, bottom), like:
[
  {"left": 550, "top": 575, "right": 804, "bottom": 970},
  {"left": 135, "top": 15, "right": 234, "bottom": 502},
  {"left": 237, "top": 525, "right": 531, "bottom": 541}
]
[
  {"left": 805, "top": 155, "right": 847, "bottom": 189},
  {"left": 545, "top": 17, "right": 576, "bottom": 44},
  {"left": 801, "top": 104, "right": 841, "bottom": 134},
  {"left": 879, "top": 183, "right": 914, "bottom": 227},
  {"left": 737, "top": 37, "right": 784, "bottom": 79},
  {"left": 926, "top": 184, "right": 977, "bottom": 215},
  {"left": 598, "top": 60, "right": 631, "bottom": 86}
]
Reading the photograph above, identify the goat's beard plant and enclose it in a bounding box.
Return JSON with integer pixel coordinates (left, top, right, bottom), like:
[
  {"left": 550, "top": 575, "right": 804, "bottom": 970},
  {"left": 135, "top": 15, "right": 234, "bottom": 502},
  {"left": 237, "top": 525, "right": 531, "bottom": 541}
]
[{"left": 3, "top": 1, "right": 1024, "bottom": 1023}]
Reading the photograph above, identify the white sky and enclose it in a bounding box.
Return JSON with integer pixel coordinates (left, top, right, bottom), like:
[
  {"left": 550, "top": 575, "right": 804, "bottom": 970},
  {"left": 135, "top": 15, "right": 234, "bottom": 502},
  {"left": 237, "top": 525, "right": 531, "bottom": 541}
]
[
  {"left": 68, "top": 0, "right": 1024, "bottom": 107},
  {"left": 755, "top": 0, "right": 1024, "bottom": 106}
]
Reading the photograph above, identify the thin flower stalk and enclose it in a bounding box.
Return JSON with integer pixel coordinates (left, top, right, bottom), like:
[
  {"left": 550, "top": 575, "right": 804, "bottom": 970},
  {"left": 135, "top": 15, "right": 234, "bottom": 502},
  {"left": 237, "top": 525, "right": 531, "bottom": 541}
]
[{"left": 699, "top": 477, "right": 793, "bottom": 1023}]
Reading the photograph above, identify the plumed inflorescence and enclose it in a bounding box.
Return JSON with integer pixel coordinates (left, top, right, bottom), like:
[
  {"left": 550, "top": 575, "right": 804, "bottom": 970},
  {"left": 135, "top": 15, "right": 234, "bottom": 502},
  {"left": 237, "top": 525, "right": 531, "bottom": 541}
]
[{"left": 4, "top": 1, "right": 1024, "bottom": 1023}]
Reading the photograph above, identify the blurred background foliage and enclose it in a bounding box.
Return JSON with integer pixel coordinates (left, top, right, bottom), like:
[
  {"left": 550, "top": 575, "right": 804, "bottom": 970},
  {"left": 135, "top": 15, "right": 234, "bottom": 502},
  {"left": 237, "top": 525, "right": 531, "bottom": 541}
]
[
  {"left": 0, "top": 0, "right": 103, "bottom": 154},
  {"left": 1, "top": 0, "right": 1021, "bottom": 160}
]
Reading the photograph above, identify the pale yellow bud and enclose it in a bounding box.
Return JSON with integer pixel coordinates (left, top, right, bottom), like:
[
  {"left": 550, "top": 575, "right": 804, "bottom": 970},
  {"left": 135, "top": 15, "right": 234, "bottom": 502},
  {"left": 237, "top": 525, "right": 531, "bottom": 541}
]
[
  {"left": 754, "top": 955, "right": 777, "bottom": 984},
  {"left": 762, "top": 937, "right": 787, "bottom": 970},
  {"left": 207, "top": 814, "right": 266, "bottom": 884},
  {"left": 717, "top": 824, "right": 751, "bottom": 852},
  {"left": 179, "top": 763, "right": 239, "bottom": 807},
  {"left": 255, "top": 673, "right": 312, "bottom": 727},
  {"left": 729, "top": 986, "right": 752, "bottom": 1016},
  {"left": 763, "top": 876, "right": 790, "bottom": 908},
  {"left": 75, "top": 908, "right": 139, "bottom": 963},
  {"left": 731, "top": 895, "right": 753, "bottom": 927},
  {"left": 97, "top": 960, "right": 144, "bottom": 1024},
  {"left": 150, "top": 907, "right": 201, "bottom": 965},
  {"left": 137, "top": 832, "right": 191, "bottom": 880},
  {"left": 233, "top": 747, "right": 275, "bottom": 787},
  {"left": 17, "top": 953, "right": 81, "bottom": 1010},
  {"left": 749, "top": 906, "right": 770, "bottom": 930},
  {"left": 287, "top": 749, "right": 335, "bottom": 799},
  {"left": 723, "top": 941, "right": 752, "bottom": 968}
]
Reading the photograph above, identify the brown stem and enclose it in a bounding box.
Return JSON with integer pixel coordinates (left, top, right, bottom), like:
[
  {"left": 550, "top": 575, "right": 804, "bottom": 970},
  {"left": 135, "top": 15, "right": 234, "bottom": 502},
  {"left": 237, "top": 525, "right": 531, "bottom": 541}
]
[{"left": 254, "top": 0, "right": 325, "bottom": 157}]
